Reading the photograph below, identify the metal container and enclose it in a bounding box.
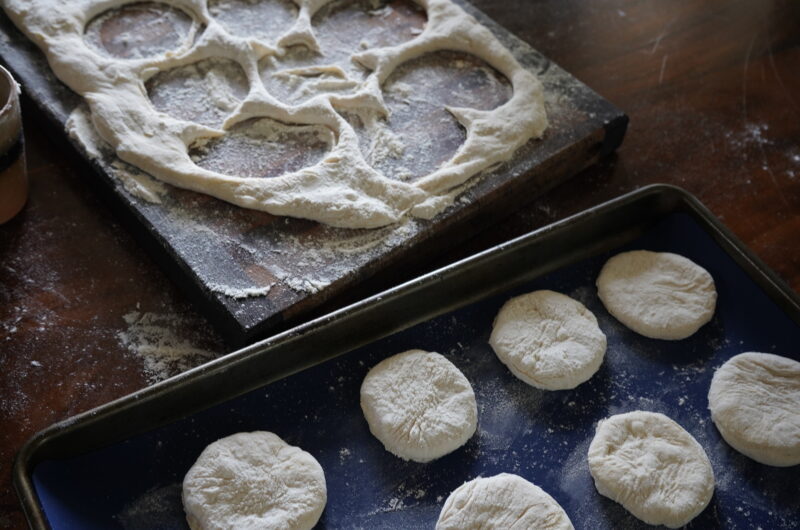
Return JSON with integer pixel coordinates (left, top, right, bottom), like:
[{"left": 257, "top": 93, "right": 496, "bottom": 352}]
[{"left": 0, "top": 64, "right": 26, "bottom": 223}]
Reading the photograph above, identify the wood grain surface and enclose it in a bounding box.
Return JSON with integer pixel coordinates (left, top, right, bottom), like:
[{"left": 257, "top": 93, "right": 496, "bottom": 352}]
[{"left": 1, "top": 0, "right": 799, "bottom": 527}]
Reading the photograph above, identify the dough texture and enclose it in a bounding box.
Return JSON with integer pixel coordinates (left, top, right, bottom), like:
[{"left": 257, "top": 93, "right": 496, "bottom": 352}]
[
  {"left": 182, "top": 431, "right": 326, "bottom": 530},
  {"left": 489, "top": 290, "right": 606, "bottom": 390},
  {"left": 435, "top": 473, "right": 574, "bottom": 530},
  {"left": 708, "top": 352, "right": 800, "bottom": 466},
  {"left": 596, "top": 250, "right": 716, "bottom": 340},
  {"left": 360, "top": 349, "right": 477, "bottom": 462},
  {"left": 3, "top": 0, "right": 548, "bottom": 228},
  {"left": 587, "top": 411, "right": 714, "bottom": 528}
]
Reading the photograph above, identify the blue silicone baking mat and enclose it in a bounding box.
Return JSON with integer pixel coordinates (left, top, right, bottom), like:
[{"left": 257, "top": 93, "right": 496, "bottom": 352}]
[{"left": 32, "top": 211, "right": 800, "bottom": 529}]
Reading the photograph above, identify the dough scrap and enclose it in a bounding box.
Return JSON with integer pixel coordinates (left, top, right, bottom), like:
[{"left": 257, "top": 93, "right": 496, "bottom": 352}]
[
  {"left": 360, "top": 349, "right": 477, "bottom": 462},
  {"left": 587, "top": 411, "right": 714, "bottom": 528},
  {"left": 596, "top": 250, "right": 716, "bottom": 340},
  {"left": 708, "top": 352, "right": 800, "bottom": 466},
  {"left": 3, "top": 0, "right": 548, "bottom": 228},
  {"left": 182, "top": 431, "right": 326, "bottom": 530},
  {"left": 435, "top": 473, "right": 574, "bottom": 530},
  {"left": 489, "top": 289, "right": 606, "bottom": 390}
]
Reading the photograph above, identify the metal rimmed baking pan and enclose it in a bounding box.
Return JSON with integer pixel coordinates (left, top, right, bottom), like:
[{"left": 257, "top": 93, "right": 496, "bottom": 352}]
[{"left": 14, "top": 184, "right": 800, "bottom": 528}]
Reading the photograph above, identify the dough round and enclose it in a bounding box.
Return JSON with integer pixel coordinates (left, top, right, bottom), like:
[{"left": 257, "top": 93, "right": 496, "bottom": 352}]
[
  {"left": 708, "top": 352, "right": 800, "bottom": 466},
  {"left": 596, "top": 250, "right": 716, "bottom": 340},
  {"left": 360, "top": 349, "right": 477, "bottom": 462},
  {"left": 435, "top": 473, "right": 574, "bottom": 530},
  {"left": 587, "top": 411, "right": 714, "bottom": 528},
  {"left": 182, "top": 431, "right": 326, "bottom": 530},
  {"left": 489, "top": 290, "right": 606, "bottom": 390}
]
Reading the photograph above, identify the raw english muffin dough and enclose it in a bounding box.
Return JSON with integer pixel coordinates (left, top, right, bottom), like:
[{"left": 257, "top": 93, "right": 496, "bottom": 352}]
[
  {"left": 708, "top": 352, "right": 800, "bottom": 466},
  {"left": 489, "top": 290, "right": 606, "bottom": 390},
  {"left": 435, "top": 473, "right": 574, "bottom": 530},
  {"left": 182, "top": 431, "right": 326, "bottom": 530},
  {"left": 360, "top": 349, "right": 477, "bottom": 462},
  {"left": 587, "top": 411, "right": 714, "bottom": 528},
  {"left": 596, "top": 250, "right": 717, "bottom": 340}
]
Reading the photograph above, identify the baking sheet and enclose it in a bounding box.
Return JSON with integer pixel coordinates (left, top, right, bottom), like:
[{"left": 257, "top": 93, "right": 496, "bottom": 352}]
[
  {"left": 26, "top": 189, "right": 800, "bottom": 529},
  {"left": 0, "top": 0, "right": 627, "bottom": 344}
]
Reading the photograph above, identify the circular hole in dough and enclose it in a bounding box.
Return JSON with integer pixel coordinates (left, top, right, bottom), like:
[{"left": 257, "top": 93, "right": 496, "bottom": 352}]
[
  {"left": 189, "top": 118, "right": 334, "bottom": 178},
  {"left": 587, "top": 411, "right": 715, "bottom": 528},
  {"left": 208, "top": 0, "right": 297, "bottom": 44},
  {"left": 84, "top": 2, "right": 195, "bottom": 59},
  {"left": 435, "top": 473, "right": 574, "bottom": 530},
  {"left": 352, "top": 50, "right": 510, "bottom": 183},
  {"left": 146, "top": 57, "right": 249, "bottom": 128},
  {"left": 182, "top": 431, "right": 326, "bottom": 530},
  {"left": 489, "top": 289, "right": 606, "bottom": 390},
  {"left": 596, "top": 250, "right": 717, "bottom": 340},
  {"left": 360, "top": 349, "right": 477, "bottom": 463},
  {"left": 312, "top": 0, "right": 427, "bottom": 65},
  {"left": 708, "top": 351, "right": 800, "bottom": 467}
]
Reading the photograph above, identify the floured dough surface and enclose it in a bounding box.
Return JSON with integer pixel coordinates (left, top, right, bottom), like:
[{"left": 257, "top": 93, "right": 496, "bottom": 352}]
[
  {"left": 3, "top": 0, "right": 548, "bottom": 228},
  {"left": 489, "top": 289, "right": 606, "bottom": 390},
  {"left": 360, "top": 349, "right": 477, "bottom": 462},
  {"left": 435, "top": 473, "right": 574, "bottom": 530},
  {"left": 587, "top": 411, "right": 714, "bottom": 528},
  {"left": 182, "top": 431, "right": 326, "bottom": 530},
  {"left": 708, "top": 352, "right": 800, "bottom": 466},
  {"left": 596, "top": 250, "right": 717, "bottom": 340}
]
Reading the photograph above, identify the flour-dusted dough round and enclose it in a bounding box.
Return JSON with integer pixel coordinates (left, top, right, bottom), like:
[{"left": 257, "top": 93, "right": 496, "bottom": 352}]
[
  {"left": 360, "top": 349, "right": 477, "bottom": 462},
  {"left": 708, "top": 352, "right": 800, "bottom": 466},
  {"left": 435, "top": 473, "right": 574, "bottom": 530},
  {"left": 587, "top": 411, "right": 714, "bottom": 528},
  {"left": 596, "top": 250, "right": 716, "bottom": 340},
  {"left": 489, "top": 290, "right": 606, "bottom": 390},
  {"left": 182, "top": 431, "right": 326, "bottom": 530}
]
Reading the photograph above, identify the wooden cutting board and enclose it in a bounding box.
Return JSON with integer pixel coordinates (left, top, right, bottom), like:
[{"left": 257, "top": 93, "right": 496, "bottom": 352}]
[{"left": 0, "top": 0, "right": 627, "bottom": 345}]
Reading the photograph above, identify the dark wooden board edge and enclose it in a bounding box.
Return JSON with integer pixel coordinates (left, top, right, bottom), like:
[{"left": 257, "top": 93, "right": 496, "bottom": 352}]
[{"left": 0, "top": 4, "right": 628, "bottom": 346}]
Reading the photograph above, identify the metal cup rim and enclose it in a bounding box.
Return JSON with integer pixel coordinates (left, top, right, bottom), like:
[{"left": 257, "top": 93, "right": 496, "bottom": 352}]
[{"left": 0, "top": 64, "right": 19, "bottom": 119}]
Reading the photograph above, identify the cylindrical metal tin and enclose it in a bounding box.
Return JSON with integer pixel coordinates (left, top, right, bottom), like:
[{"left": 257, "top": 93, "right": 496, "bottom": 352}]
[{"left": 0, "top": 64, "right": 26, "bottom": 224}]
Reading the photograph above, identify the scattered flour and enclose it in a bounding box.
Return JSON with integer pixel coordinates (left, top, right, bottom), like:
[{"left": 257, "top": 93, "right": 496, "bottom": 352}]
[{"left": 117, "top": 311, "right": 219, "bottom": 383}]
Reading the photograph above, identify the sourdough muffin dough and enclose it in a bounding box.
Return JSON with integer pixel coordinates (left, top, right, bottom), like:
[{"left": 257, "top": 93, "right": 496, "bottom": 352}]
[
  {"left": 708, "top": 352, "right": 800, "bottom": 466},
  {"left": 3, "top": 0, "right": 548, "bottom": 228},
  {"left": 360, "top": 349, "right": 477, "bottom": 462},
  {"left": 596, "top": 250, "right": 717, "bottom": 340},
  {"left": 587, "top": 411, "right": 714, "bottom": 528},
  {"left": 489, "top": 290, "right": 606, "bottom": 390},
  {"left": 182, "top": 431, "right": 326, "bottom": 530},
  {"left": 436, "top": 473, "right": 574, "bottom": 530}
]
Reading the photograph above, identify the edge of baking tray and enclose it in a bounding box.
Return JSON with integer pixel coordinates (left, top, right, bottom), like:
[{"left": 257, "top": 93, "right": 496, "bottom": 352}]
[{"left": 13, "top": 183, "right": 800, "bottom": 528}]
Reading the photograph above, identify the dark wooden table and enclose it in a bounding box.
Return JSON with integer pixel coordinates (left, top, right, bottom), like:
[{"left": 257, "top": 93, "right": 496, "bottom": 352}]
[{"left": 1, "top": 0, "right": 798, "bottom": 527}]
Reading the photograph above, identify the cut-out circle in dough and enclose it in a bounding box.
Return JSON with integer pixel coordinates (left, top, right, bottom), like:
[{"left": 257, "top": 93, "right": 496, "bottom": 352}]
[
  {"left": 146, "top": 57, "right": 249, "bottom": 128},
  {"left": 182, "top": 431, "right": 326, "bottom": 530},
  {"left": 489, "top": 289, "right": 606, "bottom": 390},
  {"left": 360, "top": 349, "right": 477, "bottom": 462},
  {"left": 708, "top": 351, "right": 800, "bottom": 466},
  {"left": 587, "top": 410, "right": 715, "bottom": 528},
  {"left": 596, "top": 250, "right": 717, "bottom": 340},
  {"left": 84, "top": 2, "right": 196, "bottom": 59},
  {"left": 436, "top": 473, "right": 574, "bottom": 530}
]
